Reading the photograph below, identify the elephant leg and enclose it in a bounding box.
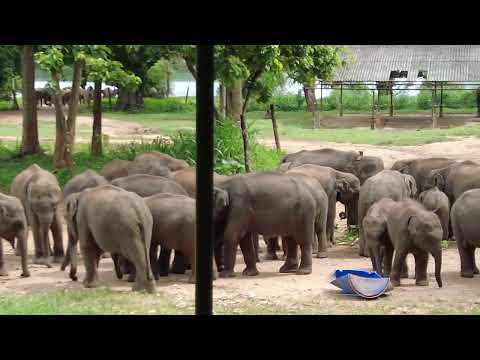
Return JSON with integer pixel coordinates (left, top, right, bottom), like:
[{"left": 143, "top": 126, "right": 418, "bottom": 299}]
[
  {"left": 112, "top": 253, "right": 124, "bottom": 280},
  {"left": 265, "top": 237, "right": 279, "bottom": 260},
  {"left": 297, "top": 242, "right": 313, "bottom": 275},
  {"left": 253, "top": 234, "right": 260, "bottom": 263},
  {"left": 369, "top": 244, "right": 381, "bottom": 274},
  {"left": 149, "top": 243, "right": 159, "bottom": 281},
  {"left": 390, "top": 249, "right": 408, "bottom": 287},
  {"left": 37, "top": 222, "right": 52, "bottom": 268},
  {"left": 81, "top": 236, "right": 101, "bottom": 288},
  {"left": 316, "top": 217, "right": 328, "bottom": 259},
  {"left": 281, "top": 237, "right": 287, "bottom": 259},
  {"left": 327, "top": 194, "right": 336, "bottom": 245},
  {"left": 0, "top": 240, "right": 8, "bottom": 276},
  {"left": 384, "top": 242, "right": 394, "bottom": 276},
  {"left": 239, "top": 233, "right": 259, "bottom": 276},
  {"left": 279, "top": 236, "right": 299, "bottom": 273},
  {"left": 50, "top": 211, "right": 64, "bottom": 262},
  {"left": 158, "top": 247, "right": 171, "bottom": 277},
  {"left": 413, "top": 251, "right": 429, "bottom": 286},
  {"left": 219, "top": 229, "right": 239, "bottom": 278},
  {"left": 214, "top": 243, "right": 224, "bottom": 272},
  {"left": 171, "top": 251, "right": 187, "bottom": 274},
  {"left": 458, "top": 241, "right": 475, "bottom": 278}
]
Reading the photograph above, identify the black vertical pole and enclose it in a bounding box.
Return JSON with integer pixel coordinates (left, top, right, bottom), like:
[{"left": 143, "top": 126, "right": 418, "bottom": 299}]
[{"left": 195, "top": 45, "right": 214, "bottom": 315}]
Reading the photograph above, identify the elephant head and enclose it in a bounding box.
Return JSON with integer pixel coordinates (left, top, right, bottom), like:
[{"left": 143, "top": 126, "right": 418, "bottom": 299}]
[
  {"left": 391, "top": 159, "right": 415, "bottom": 174},
  {"left": 26, "top": 176, "right": 62, "bottom": 226},
  {"left": 407, "top": 214, "right": 443, "bottom": 287},
  {"left": 402, "top": 174, "right": 418, "bottom": 198},
  {"left": 213, "top": 187, "right": 229, "bottom": 219},
  {"left": 346, "top": 154, "right": 384, "bottom": 184},
  {"left": 277, "top": 162, "right": 291, "bottom": 173},
  {"left": 424, "top": 169, "right": 446, "bottom": 192},
  {"left": 127, "top": 159, "right": 171, "bottom": 177}
]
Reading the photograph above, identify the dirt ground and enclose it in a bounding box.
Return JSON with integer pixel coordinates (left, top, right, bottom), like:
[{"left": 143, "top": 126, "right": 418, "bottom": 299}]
[{"left": 2, "top": 110, "right": 480, "bottom": 314}]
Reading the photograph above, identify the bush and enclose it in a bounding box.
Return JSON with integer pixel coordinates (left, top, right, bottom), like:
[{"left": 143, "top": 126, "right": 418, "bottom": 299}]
[{"left": 143, "top": 97, "right": 195, "bottom": 113}]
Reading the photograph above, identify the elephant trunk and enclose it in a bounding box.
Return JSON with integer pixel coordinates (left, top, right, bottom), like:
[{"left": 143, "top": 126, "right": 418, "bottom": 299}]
[
  {"left": 432, "top": 249, "right": 443, "bottom": 288},
  {"left": 347, "top": 193, "right": 359, "bottom": 227},
  {"left": 17, "top": 228, "right": 30, "bottom": 277}
]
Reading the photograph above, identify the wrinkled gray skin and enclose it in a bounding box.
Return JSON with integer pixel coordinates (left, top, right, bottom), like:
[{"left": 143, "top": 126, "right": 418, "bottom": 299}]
[
  {"left": 0, "top": 193, "right": 30, "bottom": 277},
  {"left": 216, "top": 172, "right": 320, "bottom": 277},
  {"left": 391, "top": 158, "right": 457, "bottom": 195},
  {"left": 127, "top": 158, "right": 171, "bottom": 178},
  {"left": 386, "top": 199, "right": 443, "bottom": 288},
  {"left": 111, "top": 174, "right": 188, "bottom": 197},
  {"left": 424, "top": 161, "right": 480, "bottom": 204},
  {"left": 63, "top": 185, "right": 156, "bottom": 293},
  {"left": 10, "top": 164, "right": 64, "bottom": 267},
  {"left": 281, "top": 148, "right": 384, "bottom": 227},
  {"left": 286, "top": 165, "right": 360, "bottom": 246},
  {"left": 134, "top": 151, "right": 189, "bottom": 172},
  {"left": 115, "top": 189, "right": 229, "bottom": 283},
  {"left": 358, "top": 170, "right": 417, "bottom": 257},
  {"left": 450, "top": 189, "right": 480, "bottom": 278},
  {"left": 418, "top": 187, "right": 450, "bottom": 240},
  {"left": 168, "top": 166, "right": 230, "bottom": 197},
  {"left": 60, "top": 170, "right": 109, "bottom": 273},
  {"left": 100, "top": 159, "right": 131, "bottom": 181},
  {"left": 362, "top": 198, "right": 398, "bottom": 276}
]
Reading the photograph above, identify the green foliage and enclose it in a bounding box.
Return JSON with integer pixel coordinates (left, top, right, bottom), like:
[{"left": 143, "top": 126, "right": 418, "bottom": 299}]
[{"left": 147, "top": 59, "right": 175, "bottom": 98}]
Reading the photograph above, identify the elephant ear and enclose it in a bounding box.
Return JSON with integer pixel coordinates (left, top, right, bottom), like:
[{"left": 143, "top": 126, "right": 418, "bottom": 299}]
[
  {"left": 336, "top": 179, "right": 349, "bottom": 193},
  {"left": 404, "top": 175, "right": 417, "bottom": 197},
  {"left": 407, "top": 216, "right": 417, "bottom": 237},
  {"left": 433, "top": 173, "right": 446, "bottom": 191},
  {"left": 214, "top": 187, "right": 229, "bottom": 208},
  {"left": 355, "top": 151, "right": 364, "bottom": 161},
  {"left": 418, "top": 191, "right": 425, "bottom": 204}
]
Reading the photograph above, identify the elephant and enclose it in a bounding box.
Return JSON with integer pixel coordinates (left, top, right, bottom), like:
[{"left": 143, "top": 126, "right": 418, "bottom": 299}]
[
  {"left": 63, "top": 185, "right": 156, "bottom": 293},
  {"left": 114, "top": 189, "right": 229, "bottom": 283},
  {"left": 35, "top": 88, "right": 52, "bottom": 107},
  {"left": 418, "top": 187, "right": 450, "bottom": 241},
  {"left": 100, "top": 159, "right": 131, "bottom": 181},
  {"left": 60, "top": 170, "right": 109, "bottom": 273},
  {"left": 450, "top": 189, "right": 480, "bottom": 278},
  {"left": 168, "top": 166, "right": 230, "bottom": 197},
  {"left": 386, "top": 199, "right": 443, "bottom": 288},
  {"left": 424, "top": 160, "right": 480, "bottom": 205},
  {"left": 10, "top": 164, "right": 64, "bottom": 267},
  {"left": 280, "top": 148, "right": 384, "bottom": 228},
  {"left": 391, "top": 157, "right": 457, "bottom": 195},
  {"left": 285, "top": 164, "right": 360, "bottom": 246},
  {"left": 216, "top": 172, "right": 323, "bottom": 278},
  {"left": 358, "top": 170, "right": 417, "bottom": 257},
  {"left": 127, "top": 158, "right": 171, "bottom": 178},
  {"left": 0, "top": 193, "right": 30, "bottom": 277},
  {"left": 362, "top": 198, "right": 398, "bottom": 275},
  {"left": 133, "top": 152, "right": 189, "bottom": 172},
  {"left": 110, "top": 174, "right": 188, "bottom": 198}
]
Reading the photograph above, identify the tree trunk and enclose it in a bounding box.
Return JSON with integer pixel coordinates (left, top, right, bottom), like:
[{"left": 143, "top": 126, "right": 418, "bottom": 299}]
[
  {"left": 20, "top": 45, "right": 42, "bottom": 155},
  {"left": 91, "top": 80, "right": 102, "bottom": 156},
  {"left": 219, "top": 84, "right": 226, "bottom": 117},
  {"left": 303, "top": 85, "right": 321, "bottom": 128},
  {"left": 225, "top": 80, "right": 242, "bottom": 121},
  {"left": 270, "top": 104, "right": 281, "bottom": 151},
  {"left": 166, "top": 70, "right": 170, "bottom": 98},
  {"left": 52, "top": 60, "right": 83, "bottom": 169},
  {"left": 115, "top": 87, "right": 142, "bottom": 111},
  {"left": 239, "top": 112, "right": 251, "bottom": 173}
]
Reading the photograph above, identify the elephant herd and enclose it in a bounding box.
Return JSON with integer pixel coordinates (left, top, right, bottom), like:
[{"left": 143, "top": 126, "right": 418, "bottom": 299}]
[
  {"left": 35, "top": 86, "right": 119, "bottom": 108},
  {"left": 1, "top": 147, "right": 480, "bottom": 294}
]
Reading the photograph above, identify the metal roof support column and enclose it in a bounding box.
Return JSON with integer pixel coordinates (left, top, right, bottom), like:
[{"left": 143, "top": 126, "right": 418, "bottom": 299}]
[
  {"left": 389, "top": 81, "right": 393, "bottom": 117},
  {"left": 339, "top": 82, "right": 343, "bottom": 117},
  {"left": 439, "top": 83, "right": 444, "bottom": 118}
]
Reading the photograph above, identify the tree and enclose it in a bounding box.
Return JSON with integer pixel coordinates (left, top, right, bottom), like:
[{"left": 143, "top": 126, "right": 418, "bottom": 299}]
[
  {"left": 19, "top": 45, "right": 42, "bottom": 155},
  {"left": 147, "top": 59, "right": 175, "bottom": 98}
]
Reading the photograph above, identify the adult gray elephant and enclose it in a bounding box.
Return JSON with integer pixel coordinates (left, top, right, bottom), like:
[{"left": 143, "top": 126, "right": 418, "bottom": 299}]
[
  {"left": 386, "top": 199, "right": 443, "bottom": 288},
  {"left": 10, "top": 164, "right": 64, "bottom": 266},
  {"left": 111, "top": 174, "right": 188, "bottom": 197},
  {"left": 134, "top": 152, "right": 189, "bottom": 172},
  {"left": 358, "top": 170, "right": 417, "bottom": 257},
  {"left": 424, "top": 160, "right": 480, "bottom": 204},
  {"left": 216, "top": 172, "right": 324, "bottom": 277},
  {"left": 127, "top": 158, "right": 171, "bottom": 178},
  {"left": 168, "top": 166, "right": 230, "bottom": 197},
  {"left": 391, "top": 157, "right": 457, "bottom": 194},
  {"left": 60, "top": 170, "right": 109, "bottom": 273},
  {"left": 0, "top": 193, "right": 30, "bottom": 277},
  {"left": 450, "top": 189, "right": 480, "bottom": 278},
  {"left": 63, "top": 185, "right": 156, "bottom": 293},
  {"left": 418, "top": 187, "right": 450, "bottom": 240},
  {"left": 100, "top": 159, "right": 131, "bottom": 181},
  {"left": 281, "top": 148, "right": 384, "bottom": 228}
]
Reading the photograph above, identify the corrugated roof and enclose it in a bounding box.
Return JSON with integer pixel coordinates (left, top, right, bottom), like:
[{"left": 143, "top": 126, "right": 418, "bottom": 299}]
[{"left": 334, "top": 45, "right": 480, "bottom": 81}]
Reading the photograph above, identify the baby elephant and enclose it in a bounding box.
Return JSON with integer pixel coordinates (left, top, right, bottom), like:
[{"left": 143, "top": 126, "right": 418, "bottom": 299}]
[
  {"left": 450, "top": 189, "right": 480, "bottom": 278},
  {"left": 362, "top": 198, "right": 398, "bottom": 276},
  {"left": 0, "top": 193, "right": 30, "bottom": 277},
  {"left": 63, "top": 185, "right": 156, "bottom": 293},
  {"left": 418, "top": 186, "right": 450, "bottom": 240},
  {"left": 386, "top": 199, "right": 443, "bottom": 288}
]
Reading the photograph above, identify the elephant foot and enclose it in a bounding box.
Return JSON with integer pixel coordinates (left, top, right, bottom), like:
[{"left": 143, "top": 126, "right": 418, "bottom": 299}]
[
  {"left": 14, "top": 248, "right": 21, "bottom": 256},
  {"left": 415, "top": 279, "right": 429, "bottom": 286},
  {"left": 358, "top": 249, "right": 369, "bottom": 258},
  {"left": 83, "top": 279, "right": 99, "bottom": 288},
  {"left": 219, "top": 270, "right": 236, "bottom": 278},
  {"left": 328, "top": 242, "right": 334, "bottom": 248},
  {"left": 132, "top": 281, "right": 156, "bottom": 294},
  {"left": 474, "top": 266, "right": 480, "bottom": 275},
  {"left": 33, "top": 257, "right": 52, "bottom": 268},
  {"left": 461, "top": 271, "right": 474, "bottom": 278},
  {"left": 317, "top": 251, "right": 328, "bottom": 259},
  {"left": 279, "top": 260, "right": 299, "bottom": 273},
  {"left": 390, "top": 278, "right": 401, "bottom": 287},
  {"left": 296, "top": 266, "right": 312, "bottom": 275},
  {"left": 52, "top": 255, "right": 64, "bottom": 264},
  {"left": 242, "top": 267, "right": 259, "bottom": 276},
  {"left": 170, "top": 267, "right": 186, "bottom": 275},
  {"left": 158, "top": 270, "right": 169, "bottom": 277},
  {"left": 264, "top": 253, "right": 278, "bottom": 261},
  {"left": 101, "top": 253, "right": 110, "bottom": 259},
  {"left": 21, "top": 270, "right": 31, "bottom": 278},
  {"left": 127, "top": 274, "right": 136, "bottom": 283},
  {"left": 69, "top": 272, "right": 78, "bottom": 282},
  {"left": 0, "top": 267, "right": 9, "bottom": 276}
]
